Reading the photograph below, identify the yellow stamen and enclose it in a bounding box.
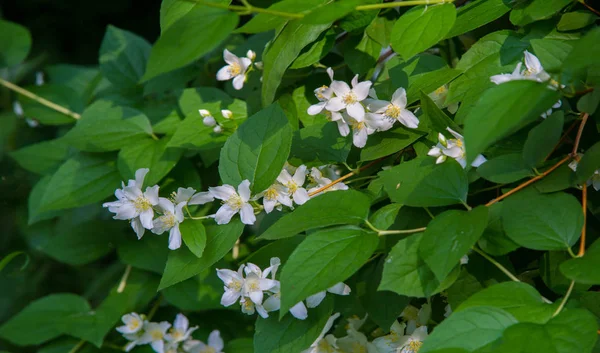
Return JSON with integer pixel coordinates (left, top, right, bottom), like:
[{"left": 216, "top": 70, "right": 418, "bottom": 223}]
[
  {"left": 264, "top": 187, "right": 279, "bottom": 201},
  {"left": 343, "top": 92, "right": 358, "bottom": 105},
  {"left": 384, "top": 104, "right": 401, "bottom": 118},
  {"left": 134, "top": 197, "right": 152, "bottom": 212},
  {"left": 226, "top": 194, "right": 243, "bottom": 210},
  {"left": 408, "top": 340, "right": 423, "bottom": 352},
  {"left": 228, "top": 62, "right": 241, "bottom": 76}
]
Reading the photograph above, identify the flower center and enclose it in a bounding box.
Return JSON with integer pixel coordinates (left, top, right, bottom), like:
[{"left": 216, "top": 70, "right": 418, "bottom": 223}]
[
  {"left": 435, "top": 85, "right": 447, "bottom": 95},
  {"left": 226, "top": 194, "right": 243, "bottom": 210},
  {"left": 342, "top": 91, "right": 358, "bottom": 105},
  {"left": 243, "top": 300, "right": 254, "bottom": 310},
  {"left": 229, "top": 279, "right": 242, "bottom": 291},
  {"left": 246, "top": 278, "right": 260, "bottom": 291},
  {"left": 285, "top": 181, "right": 298, "bottom": 194},
  {"left": 150, "top": 329, "right": 164, "bottom": 341},
  {"left": 316, "top": 85, "right": 329, "bottom": 100},
  {"left": 384, "top": 104, "right": 401, "bottom": 118},
  {"left": 317, "top": 340, "right": 336, "bottom": 352},
  {"left": 350, "top": 120, "right": 365, "bottom": 130},
  {"left": 407, "top": 340, "right": 423, "bottom": 352},
  {"left": 450, "top": 138, "right": 463, "bottom": 148},
  {"left": 128, "top": 319, "right": 141, "bottom": 330},
  {"left": 228, "top": 62, "right": 241, "bottom": 76},
  {"left": 351, "top": 342, "right": 367, "bottom": 353},
  {"left": 170, "top": 330, "right": 184, "bottom": 341},
  {"left": 159, "top": 213, "right": 176, "bottom": 228},
  {"left": 264, "top": 187, "right": 279, "bottom": 201},
  {"left": 134, "top": 196, "right": 152, "bottom": 212}
]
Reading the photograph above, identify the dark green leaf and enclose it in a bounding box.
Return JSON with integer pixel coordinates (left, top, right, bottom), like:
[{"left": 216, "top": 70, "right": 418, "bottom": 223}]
[
  {"left": 0, "top": 19, "right": 31, "bottom": 67},
  {"left": 445, "top": 0, "right": 511, "bottom": 38},
  {"left": 117, "top": 137, "right": 182, "bottom": 186},
  {"left": 563, "top": 27, "right": 600, "bottom": 73},
  {"left": 522, "top": 111, "right": 564, "bottom": 168},
  {"left": 560, "top": 238, "right": 600, "bottom": 285},
  {"left": 10, "top": 138, "right": 69, "bottom": 175},
  {"left": 341, "top": 32, "right": 381, "bottom": 75},
  {"left": 369, "top": 203, "right": 402, "bottom": 230},
  {"left": 301, "top": 0, "right": 362, "bottom": 24},
  {"left": 18, "top": 85, "right": 84, "bottom": 125},
  {"left": 557, "top": 11, "right": 599, "bottom": 31},
  {"left": 237, "top": 0, "right": 324, "bottom": 33},
  {"left": 477, "top": 153, "right": 534, "bottom": 183},
  {"left": 577, "top": 88, "right": 600, "bottom": 114},
  {"left": 289, "top": 122, "right": 352, "bottom": 166},
  {"left": 290, "top": 29, "right": 336, "bottom": 69},
  {"left": 478, "top": 203, "right": 519, "bottom": 256},
  {"left": 575, "top": 141, "right": 600, "bottom": 184},
  {"left": 509, "top": 0, "right": 572, "bottom": 27},
  {"left": 530, "top": 39, "right": 572, "bottom": 72},
  {"left": 360, "top": 126, "right": 424, "bottom": 162}
]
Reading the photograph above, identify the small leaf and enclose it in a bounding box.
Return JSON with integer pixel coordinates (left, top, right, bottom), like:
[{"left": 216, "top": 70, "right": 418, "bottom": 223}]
[
  {"left": 117, "top": 137, "right": 182, "bottom": 186},
  {"left": 237, "top": 0, "right": 325, "bottom": 33},
  {"left": 369, "top": 203, "right": 402, "bottom": 230},
  {"left": 477, "top": 203, "right": 519, "bottom": 256},
  {"left": 577, "top": 88, "right": 600, "bottom": 114},
  {"left": 445, "top": 0, "right": 511, "bottom": 38},
  {"left": 10, "top": 138, "right": 69, "bottom": 175},
  {"left": 301, "top": 0, "right": 362, "bottom": 24},
  {"left": 280, "top": 226, "right": 378, "bottom": 317},
  {"left": 522, "top": 111, "right": 564, "bottom": 168},
  {"left": 259, "top": 190, "right": 371, "bottom": 240},
  {"left": 563, "top": 27, "right": 600, "bottom": 73},
  {"left": 575, "top": 141, "right": 600, "bottom": 185},
  {"left": 477, "top": 153, "right": 534, "bottom": 183},
  {"left": 0, "top": 19, "right": 31, "bottom": 68},
  {"left": 290, "top": 29, "right": 336, "bottom": 69},
  {"left": 557, "top": 11, "right": 599, "bottom": 31},
  {"left": 289, "top": 122, "right": 352, "bottom": 167},
  {"left": 510, "top": 0, "right": 573, "bottom": 27},
  {"left": 360, "top": 126, "right": 424, "bottom": 162},
  {"left": 560, "top": 238, "right": 600, "bottom": 285},
  {"left": 180, "top": 220, "right": 207, "bottom": 258}
]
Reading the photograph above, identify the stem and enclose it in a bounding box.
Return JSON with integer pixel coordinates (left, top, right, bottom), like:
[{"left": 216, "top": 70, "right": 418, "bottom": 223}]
[
  {"left": 185, "top": 206, "right": 213, "bottom": 220},
  {"left": 460, "top": 200, "right": 472, "bottom": 211},
  {"left": 486, "top": 155, "right": 571, "bottom": 207},
  {"left": 355, "top": 0, "right": 453, "bottom": 10},
  {"left": 544, "top": 119, "right": 578, "bottom": 161},
  {"left": 67, "top": 340, "right": 86, "bottom": 353},
  {"left": 147, "top": 296, "right": 163, "bottom": 320},
  {"left": 0, "top": 78, "right": 81, "bottom": 120},
  {"left": 553, "top": 280, "right": 575, "bottom": 317},
  {"left": 566, "top": 246, "right": 577, "bottom": 259},
  {"left": 571, "top": 113, "right": 589, "bottom": 156},
  {"left": 117, "top": 265, "right": 132, "bottom": 293},
  {"left": 308, "top": 158, "right": 385, "bottom": 197},
  {"left": 424, "top": 207, "right": 435, "bottom": 219},
  {"left": 471, "top": 247, "right": 521, "bottom": 283},
  {"left": 364, "top": 219, "right": 426, "bottom": 236},
  {"left": 579, "top": 183, "right": 587, "bottom": 256}
]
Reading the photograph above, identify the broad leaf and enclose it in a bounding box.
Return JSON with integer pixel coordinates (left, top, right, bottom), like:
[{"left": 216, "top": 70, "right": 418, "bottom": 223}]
[
  {"left": 560, "top": 238, "right": 600, "bottom": 285},
  {"left": 117, "top": 137, "right": 182, "bottom": 186},
  {"left": 510, "top": 0, "right": 573, "bottom": 27},
  {"left": 180, "top": 220, "right": 207, "bottom": 258},
  {"left": 360, "top": 126, "right": 424, "bottom": 162},
  {"left": 10, "top": 138, "right": 69, "bottom": 175},
  {"left": 522, "top": 111, "right": 564, "bottom": 168},
  {"left": 575, "top": 141, "right": 600, "bottom": 184},
  {"left": 477, "top": 153, "right": 534, "bottom": 183},
  {"left": 445, "top": 0, "right": 511, "bottom": 38},
  {"left": 0, "top": 19, "right": 31, "bottom": 67},
  {"left": 289, "top": 122, "right": 352, "bottom": 166}
]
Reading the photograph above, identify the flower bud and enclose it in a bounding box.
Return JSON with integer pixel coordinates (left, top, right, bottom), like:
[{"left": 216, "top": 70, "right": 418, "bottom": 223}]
[
  {"left": 435, "top": 155, "right": 447, "bottom": 164},
  {"left": 221, "top": 109, "right": 233, "bottom": 119},
  {"left": 199, "top": 109, "right": 211, "bottom": 117},
  {"left": 203, "top": 116, "right": 216, "bottom": 127},
  {"left": 213, "top": 125, "right": 223, "bottom": 134},
  {"left": 254, "top": 61, "right": 263, "bottom": 70},
  {"left": 438, "top": 133, "right": 448, "bottom": 148},
  {"left": 13, "top": 101, "right": 24, "bottom": 116},
  {"left": 246, "top": 50, "right": 256, "bottom": 61}
]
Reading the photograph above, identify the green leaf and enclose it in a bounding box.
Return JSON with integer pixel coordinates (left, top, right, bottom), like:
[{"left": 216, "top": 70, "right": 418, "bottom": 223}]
[
  {"left": 10, "top": 138, "right": 69, "bottom": 175},
  {"left": 360, "top": 126, "right": 424, "bottom": 163},
  {"left": 477, "top": 153, "right": 534, "bottom": 183},
  {"left": 219, "top": 103, "right": 292, "bottom": 193},
  {"left": 254, "top": 297, "right": 333, "bottom": 353},
  {"left": 65, "top": 101, "right": 153, "bottom": 152},
  {"left": 180, "top": 220, "right": 207, "bottom": 258},
  {"left": 446, "top": 269, "right": 483, "bottom": 309},
  {"left": 237, "top": 0, "right": 325, "bottom": 33},
  {"left": 557, "top": 11, "right": 599, "bottom": 31},
  {"left": 379, "top": 157, "right": 468, "bottom": 207},
  {"left": 0, "top": 19, "right": 31, "bottom": 67},
  {"left": 419, "top": 206, "right": 489, "bottom": 282},
  {"left": 163, "top": 271, "right": 224, "bottom": 311},
  {"left": 510, "top": 0, "right": 573, "bottom": 27},
  {"left": 45, "top": 65, "right": 103, "bottom": 106},
  {"left": 369, "top": 203, "right": 402, "bottom": 230},
  {"left": 289, "top": 122, "right": 352, "bottom": 166},
  {"left": 530, "top": 39, "right": 573, "bottom": 72},
  {"left": 159, "top": 220, "right": 244, "bottom": 289},
  {"left": 541, "top": 251, "right": 589, "bottom": 295},
  {"left": 339, "top": 0, "right": 380, "bottom": 32},
  {"left": 99, "top": 25, "right": 151, "bottom": 90},
  {"left": 117, "top": 137, "right": 182, "bottom": 186},
  {"left": 560, "top": 238, "right": 600, "bottom": 285},
  {"left": 420, "top": 306, "right": 518, "bottom": 353},
  {"left": 290, "top": 29, "right": 336, "bottom": 69},
  {"left": 502, "top": 188, "right": 584, "bottom": 251},
  {"left": 477, "top": 203, "right": 519, "bottom": 256},
  {"left": 279, "top": 226, "right": 378, "bottom": 317},
  {"left": 390, "top": 4, "right": 456, "bottom": 60},
  {"left": 117, "top": 234, "right": 169, "bottom": 274},
  {"left": 0, "top": 252, "right": 28, "bottom": 273},
  {"left": 577, "top": 88, "right": 600, "bottom": 115},
  {"left": 38, "top": 154, "right": 121, "bottom": 212},
  {"left": 18, "top": 85, "right": 84, "bottom": 125},
  {"left": 28, "top": 176, "right": 62, "bottom": 225},
  {"left": 562, "top": 27, "right": 600, "bottom": 73},
  {"left": 261, "top": 22, "right": 331, "bottom": 105},
  {"left": 575, "top": 141, "right": 600, "bottom": 184},
  {"left": 258, "top": 190, "right": 371, "bottom": 240},
  {"left": 341, "top": 32, "right": 382, "bottom": 75},
  {"left": 464, "top": 80, "right": 560, "bottom": 165},
  {"left": 522, "top": 111, "right": 564, "bottom": 168},
  {"left": 445, "top": 0, "right": 511, "bottom": 38},
  {"left": 160, "top": 0, "right": 199, "bottom": 32},
  {"left": 301, "top": 0, "right": 361, "bottom": 24},
  {"left": 420, "top": 90, "right": 460, "bottom": 132},
  {"left": 143, "top": 7, "right": 238, "bottom": 81}
]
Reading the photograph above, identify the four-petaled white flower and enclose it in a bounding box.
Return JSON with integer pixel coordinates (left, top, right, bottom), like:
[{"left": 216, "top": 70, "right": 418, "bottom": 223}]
[
  {"left": 209, "top": 180, "right": 256, "bottom": 225},
  {"left": 257, "top": 183, "right": 293, "bottom": 213},
  {"left": 307, "top": 67, "right": 336, "bottom": 115},
  {"left": 428, "top": 85, "right": 459, "bottom": 114},
  {"left": 397, "top": 326, "right": 429, "bottom": 353},
  {"left": 367, "top": 87, "right": 420, "bottom": 130},
  {"left": 307, "top": 167, "right": 348, "bottom": 196},
  {"left": 427, "top": 128, "right": 487, "bottom": 168},
  {"left": 327, "top": 75, "right": 372, "bottom": 120},
  {"left": 216, "top": 49, "right": 252, "bottom": 90},
  {"left": 242, "top": 262, "right": 278, "bottom": 305},
  {"left": 184, "top": 330, "right": 225, "bottom": 353},
  {"left": 490, "top": 51, "right": 557, "bottom": 87},
  {"left": 372, "top": 321, "right": 407, "bottom": 353},
  {"left": 217, "top": 264, "right": 246, "bottom": 307},
  {"left": 139, "top": 321, "right": 172, "bottom": 353},
  {"left": 151, "top": 198, "right": 186, "bottom": 250},
  {"left": 165, "top": 313, "right": 198, "bottom": 344},
  {"left": 346, "top": 113, "right": 388, "bottom": 148},
  {"left": 117, "top": 313, "right": 145, "bottom": 334},
  {"left": 277, "top": 165, "right": 310, "bottom": 205},
  {"left": 336, "top": 315, "right": 378, "bottom": 353},
  {"left": 103, "top": 168, "right": 159, "bottom": 239}
]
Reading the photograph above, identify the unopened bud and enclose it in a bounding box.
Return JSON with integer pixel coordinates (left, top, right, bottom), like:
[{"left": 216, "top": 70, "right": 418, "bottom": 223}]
[
  {"left": 246, "top": 50, "right": 256, "bottom": 61},
  {"left": 13, "top": 101, "right": 24, "bottom": 116},
  {"left": 221, "top": 109, "right": 233, "bottom": 119},
  {"left": 203, "top": 116, "right": 216, "bottom": 127},
  {"left": 213, "top": 125, "right": 223, "bottom": 134},
  {"left": 438, "top": 133, "right": 448, "bottom": 148},
  {"left": 199, "top": 109, "right": 211, "bottom": 117},
  {"left": 35, "top": 72, "right": 45, "bottom": 86}
]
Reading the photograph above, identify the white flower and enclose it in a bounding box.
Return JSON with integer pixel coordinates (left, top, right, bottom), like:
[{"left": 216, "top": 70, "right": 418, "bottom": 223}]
[
  {"left": 326, "top": 75, "right": 372, "bottom": 120},
  {"left": 541, "top": 100, "right": 562, "bottom": 119},
  {"left": 216, "top": 49, "right": 252, "bottom": 90},
  {"left": 367, "top": 87, "right": 420, "bottom": 129},
  {"left": 308, "top": 67, "right": 336, "bottom": 115},
  {"left": 307, "top": 167, "right": 348, "bottom": 196},
  {"left": 428, "top": 85, "right": 458, "bottom": 114},
  {"left": 347, "top": 113, "right": 387, "bottom": 148},
  {"left": 306, "top": 282, "right": 351, "bottom": 308},
  {"left": 277, "top": 165, "right": 310, "bottom": 205},
  {"left": 116, "top": 313, "right": 144, "bottom": 334},
  {"left": 397, "top": 326, "right": 428, "bottom": 353},
  {"left": 372, "top": 321, "right": 407, "bottom": 353},
  {"left": 203, "top": 116, "right": 216, "bottom": 127},
  {"left": 257, "top": 183, "right": 293, "bottom": 213},
  {"left": 490, "top": 62, "right": 526, "bottom": 85},
  {"left": 427, "top": 128, "right": 487, "bottom": 168},
  {"left": 139, "top": 321, "right": 171, "bottom": 353},
  {"left": 217, "top": 264, "right": 245, "bottom": 307},
  {"left": 184, "top": 330, "right": 225, "bottom": 353},
  {"left": 165, "top": 314, "right": 197, "bottom": 343},
  {"left": 103, "top": 168, "right": 159, "bottom": 239},
  {"left": 569, "top": 158, "right": 600, "bottom": 191},
  {"left": 336, "top": 315, "right": 378, "bottom": 353},
  {"left": 242, "top": 262, "right": 278, "bottom": 305},
  {"left": 209, "top": 180, "right": 256, "bottom": 225},
  {"left": 490, "top": 51, "right": 556, "bottom": 86},
  {"left": 221, "top": 109, "right": 233, "bottom": 119},
  {"left": 151, "top": 198, "right": 186, "bottom": 250},
  {"left": 35, "top": 71, "right": 44, "bottom": 86},
  {"left": 401, "top": 304, "right": 431, "bottom": 335},
  {"left": 240, "top": 296, "right": 269, "bottom": 318},
  {"left": 213, "top": 125, "right": 223, "bottom": 134},
  {"left": 302, "top": 313, "right": 341, "bottom": 353}
]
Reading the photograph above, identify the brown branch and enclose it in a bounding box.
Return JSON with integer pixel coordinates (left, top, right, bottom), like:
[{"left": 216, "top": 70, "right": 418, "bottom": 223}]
[
  {"left": 544, "top": 119, "right": 578, "bottom": 161},
  {"left": 579, "top": 184, "right": 587, "bottom": 256},
  {"left": 571, "top": 113, "right": 589, "bottom": 156},
  {"left": 308, "top": 158, "right": 385, "bottom": 197}
]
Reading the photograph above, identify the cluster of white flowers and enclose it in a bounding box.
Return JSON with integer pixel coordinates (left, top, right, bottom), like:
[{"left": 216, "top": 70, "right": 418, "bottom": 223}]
[
  {"left": 307, "top": 68, "right": 420, "bottom": 148},
  {"left": 217, "top": 257, "right": 350, "bottom": 320},
  {"left": 490, "top": 50, "right": 563, "bottom": 119},
  {"left": 116, "top": 312, "right": 224, "bottom": 353},
  {"left": 427, "top": 127, "right": 486, "bottom": 169},
  {"left": 199, "top": 108, "right": 233, "bottom": 134},
  {"left": 569, "top": 157, "right": 600, "bottom": 191},
  {"left": 216, "top": 49, "right": 259, "bottom": 90}
]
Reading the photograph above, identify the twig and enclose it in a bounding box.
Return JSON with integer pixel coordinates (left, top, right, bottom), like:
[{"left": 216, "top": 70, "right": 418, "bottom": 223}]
[
  {"left": 0, "top": 78, "right": 81, "bottom": 120},
  {"left": 364, "top": 219, "right": 426, "bottom": 236},
  {"left": 579, "top": 184, "right": 587, "bottom": 256},
  {"left": 571, "top": 113, "right": 589, "bottom": 156},
  {"left": 308, "top": 158, "right": 385, "bottom": 197},
  {"left": 544, "top": 119, "right": 578, "bottom": 162},
  {"left": 117, "top": 265, "right": 132, "bottom": 293},
  {"left": 67, "top": 340, "right": 86, "bottom": 353},
  {"left": 553, "top": 280, "right": 575, "bottom": 317},
  {"left": 471, "top": 247, "right": 520, "bottom": 283}
]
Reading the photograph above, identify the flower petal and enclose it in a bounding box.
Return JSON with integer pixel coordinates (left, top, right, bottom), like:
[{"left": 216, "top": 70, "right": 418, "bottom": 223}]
[
  {"left": 290, "top": 301, "right": 308, "bottom": 320},
  {"left": 240, "top": 203, "right": 256, "bottom": 225},
  {"left": 223, "top": 49, "right": 239, "bottom": 65},
  {"left": 208, "top": 330, "right": 224, "bottom": 351},
  {"left": 215, "top": 204, "right": 237, "bottom": 225},
  {"left": 353, "top": 81, "right": 372, "bottom": 101},
  {"left": 232, "top": 74, "right": 245, "bottom": 90},
  {"left": 168, "top": 225, "right": 182, "bottom": 250},
  {"left": 306, "top": 291, "right": 326, "bottom": 308},
  {"left": 325, "top": 97, "right": 346, "bottom": 112},
  {"left": 216, "top": 65, "right": 233, "bottom": 81},
  {"left": 221, "top": 289, "right": 241, "bottom": 306},
  {"left": 237, "top": 180, "right": 252, "bottom": 201},
  {"left": 398, "top": 109, "right": 419, "bottom": 129},
  {"left": 209, "top": 185, "right": 237, "bottom": 200},
  {"left": 346, "top": 102, "right": 365, "bottom": 120},
  {"left": 189, "top": 191, "right": 214, "bottom": 205},
  {"left": 307, "top": 102, "right": 326, "bottom": 115},
  {"left": 293, "top": 188, "right": 310, "bottom": 205},
  {"left": 330, "top": 80, "right": 351, "bottom": 96},
  {"left": 139, "top": 208, "right": 154, "bottom": 230}
]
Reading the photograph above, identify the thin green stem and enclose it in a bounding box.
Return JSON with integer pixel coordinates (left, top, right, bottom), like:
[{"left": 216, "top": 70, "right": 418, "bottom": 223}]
[
  {"left": 356, "top": 0, "right": 454, "bottom": 10},
  {"left": 471, "top": 247, "right": 520, "bottom": 282},
  {"left": 460, "top": 200, "right": 472, "bottom": 211},
  {"left": 553, "top": 280, "right": 575, "bottom": 317},
  {"left": 151, "top": 133, "right": 160, "bottom": 141},
  {"left": 424, "top": 207, "right": 435, "bottom": 219},
  {"left": 566, "top": 246, "right": 578, "bottom": 259},
  {"left": 117, "top": 265, "right": 132, "bottom": 293},
  {"left": 185, "top": 206, "right": 213, "bottom": 220},
  {"left": 68, "top": 340, "right": 86, "bottom": 353},
  {"left": 147, "top": 295, "right": 163, "bottom": 320},
  {"left": 364, "top": 219, "right": 426, "bottom": 236}
]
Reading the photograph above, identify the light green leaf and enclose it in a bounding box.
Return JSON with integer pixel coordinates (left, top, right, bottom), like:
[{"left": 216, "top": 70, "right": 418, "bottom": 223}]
[
  {"left": 117, "top": 137, "right": 182, "bottom": 186},
  {"left": 560, "top": 238, "right": 600, "bottom": 285},
  {"left": 159, "top": 220, "right": 244, "bottom": 290},
  {"left": 143, "top": 7, "right": 238, "bottom": 81},
  {"left": 522, "top": 111, "right": 564, "bottom": 168},
  {"left": 180, "top": 220, "right": 207, "bottom": 258},
  {"left": 530, "top": 39, "right": 572, "bottom": 72},
  {"left": 477, "top": 153, "right": 534, "bottom": 183},
  {"left": 290, "top": 29, "right": 336, "bottom": 69},
  {"left": 99, "top": 25, "right": 151, "bottom": 90},
  {"left": 219, "top": 103, "right": 292, "bottom": 193},
  {"left": 258, "top": 190, "right": 371, "bottom": 240},
  {"left": 237, "top": 0, "right": 325, "bottom": 33},
  {"left": 369, "top": 203, "right": 402, "bottom": 230},
  {"left": 280, "top": 226, "right": 378, "bottom": 317},
  {"left": 445, "top": 0, "right": 511, "bottom": 38},
  {"left": 420, "top": 206, "right": 489, "bottom": 281},
  {"left": 575, "top": 141, "right": 600, "bottom": 184},
  {"left": 254, "top": 297, "right": 332, "bottom": 353},
  {"left": 464, "top": 80, "right": 560, "bottom": 165},
  {"left": 502, "top": 188, "right": 584, "bottom": 250},
  {"left": 45, "top": 64, "right": 103, "bottom": 105},
  {"left": 390, "top": 4, "right": 456, "bottom": 60},
  {"left": 39, "top": 154, "right": 121, "bottom": 212},
  {"left": 510, "top": 0, "right": 573, "bottom": 27},
  {"left": 557, "top": 11, "right": 599, "bottom": 31},
  {"left": 541, "top": 251, "right": 590, "bottom": 295},
  {"left": 301, "top": 0, "right": 362, "bottom": 24},
  {"left": 0, "top": 19, "right": 31, "bottom": 67},
  {"left": 28, "top": 176, "right": 63, "bottom": 225},
  {"left": 10, "top": 138, "right": 69, "bottom": 175},
  {"left": 341, "top": 31, "right": 381, "bottom": 75},
  {"left": 420, "top": 90, "right": 460, "bottom": 132},
  {"left": 379, "top": 157, "right": 468, "bottom": 207},
  {"left": 360, "top": 126, "right": 424, "bottom": 162},
  {"left": 420, "top": 306, "right": 518, "bottom": 353},
  {"left": 18, "top": 85, "right": 84, "bottom": 125},
  {"left": 289, "top": 122, "right": 352, "bottom": 166},
  {"left": 562, "top": 27, "right": 600, "bottom": 73},
  {"left": 261, "top": 22, "right": 331, "bottom": 105}
]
